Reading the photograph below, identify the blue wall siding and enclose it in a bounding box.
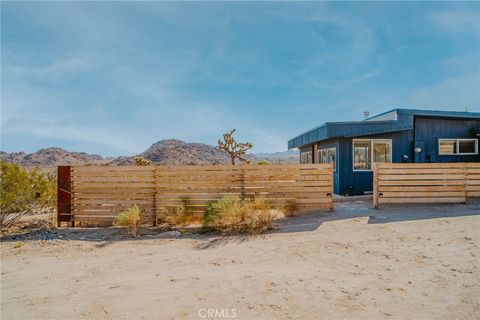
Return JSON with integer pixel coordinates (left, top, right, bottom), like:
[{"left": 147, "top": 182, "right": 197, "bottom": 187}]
[
  {"left": 414, "top": 117, "right": 480, "bottom": 163},
  {"left": 316, "top": 139, "right": 341, "bottom": 194},
  {"left": 336, "top": 130, "right": 414, "bottom": 195}
]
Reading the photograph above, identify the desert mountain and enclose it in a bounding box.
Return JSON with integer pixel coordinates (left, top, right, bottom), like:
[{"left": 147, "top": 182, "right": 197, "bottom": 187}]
[
  {"left": 1, "top": 140, "right": 298, "bottom": 167},
  {"left": 110, "top": 139, "right": 230, "bottom": 165},
  {"left": 0, "top": 147, "right": 106, "bottom": 166}
]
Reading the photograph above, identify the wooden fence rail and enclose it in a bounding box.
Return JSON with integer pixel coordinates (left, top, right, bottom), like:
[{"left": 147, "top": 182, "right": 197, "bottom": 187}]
[
  {"left": 465, "top": 163, "right": 480, "bottom": 198},
  {"left": 373, "top": 162, "right": 480, "bottom": 208},
  {"left": 70, "top": 166, "right": 156, "bottom": 224},
  {"left": 59, "top": 164, "right": 334, "bottom": 225}
]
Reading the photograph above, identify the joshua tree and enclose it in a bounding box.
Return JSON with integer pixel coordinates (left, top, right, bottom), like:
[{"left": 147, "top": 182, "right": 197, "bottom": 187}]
[
  {"left": 217, "top": 129, "right": 253, "bottom": 165},
  {"left": 134, "top": 155, "right": 152, "bottom": 166}
]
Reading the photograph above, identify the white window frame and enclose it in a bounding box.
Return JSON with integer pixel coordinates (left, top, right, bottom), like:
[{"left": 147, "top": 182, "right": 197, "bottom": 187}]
[
  {"left": 352, "top": 139, "right": 392, "bottom": 172},
  {"left": 317, "top": 147, "right": 337, "bottom": 172},
  {"left": 438, "top": 138, "right": 478, "bottom": 155}
]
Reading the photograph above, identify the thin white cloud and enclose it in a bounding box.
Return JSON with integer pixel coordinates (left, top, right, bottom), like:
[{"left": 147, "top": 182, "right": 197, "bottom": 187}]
[
  {"left": 4, "top": 56, "right": 91, "bottom": 80},
  {"left": 409, "top": 72, "right": 480, "bottom": 111},
  {"left": 430, "top": 10, "right": 480, "bottom": 35}
]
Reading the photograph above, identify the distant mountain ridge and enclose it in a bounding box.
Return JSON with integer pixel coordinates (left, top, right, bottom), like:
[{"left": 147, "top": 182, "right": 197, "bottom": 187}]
[
  {"left": 0, "top": 147, "right": 106, "bottom": 166},
  {"left": 1, "top": 140, "right": 298, "bottom": 166}
]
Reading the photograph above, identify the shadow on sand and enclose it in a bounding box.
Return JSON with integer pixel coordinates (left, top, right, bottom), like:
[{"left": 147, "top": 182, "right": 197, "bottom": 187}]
[{"left": 275, "top": 198, "right": 480, "bottom": 234}]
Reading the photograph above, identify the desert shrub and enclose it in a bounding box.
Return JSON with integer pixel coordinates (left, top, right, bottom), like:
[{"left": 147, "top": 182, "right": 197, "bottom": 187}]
[
  {"left": 204, "top": 195, "right": 245, "bottom": 234},
  {"left": 158, "top": 198, "right": 199, "bottom": 227},
  {"left": 256, "top": 159, "right": 271, "bottom": 165},
  {"left": 0, "top": 161, "right": 56, "bottom": 230},
  {"left": 115, "top": 205, "right": 142, "bottom": 236},
  {"left": 244, "top": 197, "right": 276, "bottom": 234},
  {"left": 134, "top": 156, "right": 151, "bottom": 166},
  {"left": 204, "top": 195, "right": 275, "bottom": 235},
  {"left": 283, "top": 199, "right": 299, "bottom": 217}
]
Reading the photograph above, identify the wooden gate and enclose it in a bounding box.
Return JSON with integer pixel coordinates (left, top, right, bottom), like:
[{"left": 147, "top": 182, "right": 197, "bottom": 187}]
[{"left": 373, "top": 163, "right": 480, "bottom": 208}]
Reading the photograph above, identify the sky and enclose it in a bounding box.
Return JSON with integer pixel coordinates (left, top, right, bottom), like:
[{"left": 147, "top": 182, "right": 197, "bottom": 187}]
[{"left": 1, "top": 2, "right": 479, "bottom": 156}]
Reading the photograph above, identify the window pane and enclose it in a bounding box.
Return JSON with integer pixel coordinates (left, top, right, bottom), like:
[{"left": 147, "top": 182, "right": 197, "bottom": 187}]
[
  {"left": 354, "top": 141, "right": 371, "bottom": 170},
  {"left": 373, "top": 142, "right": 391, "bottom": 163},
  {"left": 305, "top": 151, "right": 312, "bottom": 164},
  {"left": 327, "top": 148, "right": 336, "bottom": 170},
  {"left": 439, "top": 140, "right": 456, "bottom": 155},
  {"left": 319, "top": 148, "right": 336, "bottom": 170},
  {"left": 459, "top": 140, "right": 476, "bottom": 154}
]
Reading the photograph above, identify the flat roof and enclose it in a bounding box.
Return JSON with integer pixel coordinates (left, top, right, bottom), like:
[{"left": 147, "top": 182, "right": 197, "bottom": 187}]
[{"left": 288, "top": 108, "right": 480, "bottom": 149}]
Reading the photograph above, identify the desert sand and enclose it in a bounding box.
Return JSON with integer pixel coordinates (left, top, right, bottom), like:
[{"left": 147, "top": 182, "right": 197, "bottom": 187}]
[{"left": 1, "top": 200, "right": 479, "bottom": 320}]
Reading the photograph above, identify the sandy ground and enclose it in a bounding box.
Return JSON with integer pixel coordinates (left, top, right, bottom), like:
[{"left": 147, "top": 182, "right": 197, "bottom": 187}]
[{"left": 1, "top": 200, "right": 479, "bottom": 320}]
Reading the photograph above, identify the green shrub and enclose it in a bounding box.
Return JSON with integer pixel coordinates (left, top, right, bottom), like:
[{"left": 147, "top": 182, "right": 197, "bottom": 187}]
[
  {"left": 0, "top": 161, "right": 56, "bottom": 230},
  {"left": 256, "top": 159, "right": 271, "bottom": 165},
  {"left": 134, "top": 156, "right": 151, "bottom": 166},
  {"left": 115, "top": 205, "right": 142, "bottom": 236},
  {"left": 204, "top": 195, "right": 275, "bottom": 235}
]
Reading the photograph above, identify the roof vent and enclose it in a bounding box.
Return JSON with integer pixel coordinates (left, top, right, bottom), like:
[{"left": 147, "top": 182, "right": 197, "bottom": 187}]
[{"left": 363, "top": 111, "right": 370, "bottom": 119}]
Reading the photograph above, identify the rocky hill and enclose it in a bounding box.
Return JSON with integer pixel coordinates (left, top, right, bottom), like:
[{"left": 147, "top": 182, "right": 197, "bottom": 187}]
[
  {"left": 0, "top": 148, "right": 106, "bottom": 166},
  {"left": 110, "top": 139, "right": 230, "bottom": 165}
]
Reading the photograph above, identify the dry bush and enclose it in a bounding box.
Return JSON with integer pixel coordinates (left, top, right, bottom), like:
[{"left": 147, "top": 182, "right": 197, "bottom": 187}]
[
  {"left": 244, "top": 197, "right": 276, "bottom": 234},
  {"left": 157, "top": 198, "right": 200, "bottom": 227},
  {"left": 204, "top": 195, "right": 275, "bottom": 235},
  {"left": 283, "top": 199, "right": 299, "bottom": 217},
  {"left": 115, "top": 205, "right": 142, "bottom": 237}
]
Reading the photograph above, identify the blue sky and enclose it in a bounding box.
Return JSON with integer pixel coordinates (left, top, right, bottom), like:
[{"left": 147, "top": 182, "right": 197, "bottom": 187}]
[{"left": 1, "top": 2, "right": 479, "bottom": 156}]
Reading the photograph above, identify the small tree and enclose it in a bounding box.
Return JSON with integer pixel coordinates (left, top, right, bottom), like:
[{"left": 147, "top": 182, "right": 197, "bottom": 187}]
[
  {"left": 217, "top": 129, "right": 253, "bottom": 165},
  {"left": 0, "top": 161, "right": 56, "bottom": 231},
  {"left": 134, "top": 155, "right": 151, "bottom": 166}
]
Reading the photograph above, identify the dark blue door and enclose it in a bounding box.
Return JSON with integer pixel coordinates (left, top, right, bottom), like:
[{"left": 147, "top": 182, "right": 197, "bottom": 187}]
[{"left": 414, "top": 141, "right": 425, "bottom": 162}]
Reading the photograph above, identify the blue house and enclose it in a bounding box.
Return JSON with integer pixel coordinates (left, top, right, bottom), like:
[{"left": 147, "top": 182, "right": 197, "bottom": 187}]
[{"left": 288, "top": 108, "right": 480, "bottom": 195}]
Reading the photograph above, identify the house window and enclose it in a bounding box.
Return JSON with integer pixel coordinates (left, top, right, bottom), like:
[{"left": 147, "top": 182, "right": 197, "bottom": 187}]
[
  {"left": 353, "top": 139, "right": 392, "bottom": 171},
  {"left": 300, "top": 151, "right": 312, "bottom": 164},
  {"left": 373, "top": 141, "right": 392, "bottom": 163},
  {"left": 439, "top": 139, "right": 478, "bottom": 155},
  {"left": 318, "top": 147, "right": 336, "bottom": 171}
]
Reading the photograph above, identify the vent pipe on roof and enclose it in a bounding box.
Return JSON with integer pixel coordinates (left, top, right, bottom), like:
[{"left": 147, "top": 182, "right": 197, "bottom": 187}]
[{"left": 363, "top": 111, "right": 370, "bottom": 119}]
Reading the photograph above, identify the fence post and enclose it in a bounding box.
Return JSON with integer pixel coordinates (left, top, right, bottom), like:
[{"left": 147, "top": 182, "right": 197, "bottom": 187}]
[
  {"left": 373, "top": 163, "right": 378, "bottom": 209},
  {"left": 57, "top": 166, "right": 72, "bottom": 227},
  {"left": 240, "top": 166, "right": 246, "bottom": 201},
  {"left": 329, "top": 163, "right": 334, "bottom": 210},
  {"left": 462, "top": 162, "right": 467, "bottom": 203},
  {"left": 153, "top": 166, "right": 158, "bottom": 226}
]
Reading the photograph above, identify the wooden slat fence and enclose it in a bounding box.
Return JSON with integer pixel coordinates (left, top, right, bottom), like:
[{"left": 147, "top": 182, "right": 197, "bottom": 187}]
[
  {"left": 465, "top": 163, "right": 480, "bottom": 198},
  {"left": 63, "top": 164, "right": 334, "bottom": 225},
  {"left": 70, "top": 166, "right": 156, "bottom": 224},
  {"left": 155, "top": 164, "right": 334, "bottom": 223},
  {"left": 374, "top": 162, "right": 480, "bottom": 208}
]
